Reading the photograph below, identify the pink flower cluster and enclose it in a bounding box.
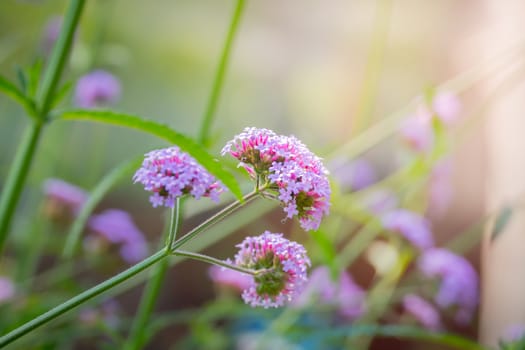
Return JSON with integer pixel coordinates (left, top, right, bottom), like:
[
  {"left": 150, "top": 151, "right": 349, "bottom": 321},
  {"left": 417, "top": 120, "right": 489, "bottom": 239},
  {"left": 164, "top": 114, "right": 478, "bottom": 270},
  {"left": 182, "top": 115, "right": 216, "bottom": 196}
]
[
  {"left": 74, "top": 70, "right": 121, "bottom": 109},
  {"left": 233, "top": 231, "right": 310, "bottom": 308},
  {"left": 418, "top": 248, "right": 478, "bottom": 324},
  {"left": 222, "top": 127, "right": 331, "bottom": 231},
  {"left": 293, "top": 266, "right": 366, "bottom": 321},
  {"left": 133, "top": 146, "right": 225, "bottom": 207}
]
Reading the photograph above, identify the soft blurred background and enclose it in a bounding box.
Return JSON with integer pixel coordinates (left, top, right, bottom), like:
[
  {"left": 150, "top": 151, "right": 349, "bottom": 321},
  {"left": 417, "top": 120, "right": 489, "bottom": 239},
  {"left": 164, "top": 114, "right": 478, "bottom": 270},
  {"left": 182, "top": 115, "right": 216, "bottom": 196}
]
[{"left": 1, "top": 0, "right": 524, "bottom": 349}]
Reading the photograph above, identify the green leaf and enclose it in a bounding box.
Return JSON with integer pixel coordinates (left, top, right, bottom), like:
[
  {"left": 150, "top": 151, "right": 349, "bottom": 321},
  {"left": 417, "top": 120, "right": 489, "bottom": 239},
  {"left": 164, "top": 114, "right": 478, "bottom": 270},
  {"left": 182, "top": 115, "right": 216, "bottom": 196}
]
[
  {"left": 491, "top": 205, "right": 513, "bottom": 242},
  {"left": 56, "top": 109, "right": 243, "bottom": 200},
  {"left": 0, "top": 74, "right": 36, "bottom": 116},
  {"left": 51, "top": 81, "right": 73, "bottom": 109},
  {"left": 297, "top": 324, "right": 487, "bottom": 350},
  {"left": 62, "top": 157, "right": 142, "bottom": 258}
]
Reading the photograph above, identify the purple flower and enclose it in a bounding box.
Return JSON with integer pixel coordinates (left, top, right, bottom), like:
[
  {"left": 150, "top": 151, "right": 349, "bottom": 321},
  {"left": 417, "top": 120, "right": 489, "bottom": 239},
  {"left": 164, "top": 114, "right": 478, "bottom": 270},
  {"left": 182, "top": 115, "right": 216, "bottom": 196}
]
[
  {"left": 233, "top": 231, "right": 310, "bottom": 308},
  {"left": 432, "top": 91, "right": 461, "bottom": 125},
  {"left": 87, "top": 209, "right": 148, "bottom": 263},
  {"left": 403, "top": 294, "right": 442, "bottom": 331},
  {"left": 74, "top": 70, "right": 121, "bottom": 108},
  {"left": 381, "top": 209, "right": 434, "bottom": 250},
  {"left": 294, "top": 266, "right": 366, "bottom": 321},
  {"left": 42, "top": 178, "right": 88, "bottom": 222},
  {"left": 330, "top": 157, "right": 377, "bottom": 192},
  {"left": 400, "top": 108, "right": 434, "bottom": 153},
  {"left": 0, "top": 277, "right": 15, "bottom": 304},
  {"left": 222, "top": 127, "right": 331, "bottom": 231},
  {"left": 418, "top": 248, "right": 478, "bottom": 324},
  {"left": 208, "top": 264, "right": 252, "bottom": 292},
  {"left": 133, "top": 146, "right": 225, "bottom": 207}
]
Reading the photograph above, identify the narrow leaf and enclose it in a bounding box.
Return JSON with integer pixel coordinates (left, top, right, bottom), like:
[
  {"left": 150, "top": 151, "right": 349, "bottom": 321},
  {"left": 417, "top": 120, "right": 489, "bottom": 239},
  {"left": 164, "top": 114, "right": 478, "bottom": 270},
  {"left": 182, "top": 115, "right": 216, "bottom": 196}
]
[
  {"left": 0, "top": 74, "right": 36, "bottom": 115},
  {"left": 57, "top": 110, "right": 243, "bottom": 200},
  {"left": 491, "top": 205, "right": 513, "bottom": 242}
]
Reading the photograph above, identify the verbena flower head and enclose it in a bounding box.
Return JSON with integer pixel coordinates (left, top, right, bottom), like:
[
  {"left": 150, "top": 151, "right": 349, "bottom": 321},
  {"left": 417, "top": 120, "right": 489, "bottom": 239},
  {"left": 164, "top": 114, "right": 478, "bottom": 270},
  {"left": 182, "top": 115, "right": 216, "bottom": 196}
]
[
  {"left": 74, "top": 70, "right": 121, "bottom": 108},
  {"left": 294, "top": 266, "right": 366, "bottom": 321},
  {"left": 222, "top": 127, "right": 331, "bottom": 231},
  {"left": 418, "top": 248, "right": 479, "bottom": 324},
  {"left": 403, "top": 294, "right": 442, "bottom": 331},
  {"left": 208, "top": 264, "right": 252, "bottom": 292},
  {"left": 42, "top": 178, "right": 88, "bottom": 222},
  {"left": 233, "top": 231, "right": 310, "bottom": 308},
  {"left": 87, "top": 209, "right": 148, "bottom": 264},
  {"left": 382, "top": 209, "right": 434, "bottom": 250},
  {"left": 133, "top": 146, "right": 225, "bottom": 207}
]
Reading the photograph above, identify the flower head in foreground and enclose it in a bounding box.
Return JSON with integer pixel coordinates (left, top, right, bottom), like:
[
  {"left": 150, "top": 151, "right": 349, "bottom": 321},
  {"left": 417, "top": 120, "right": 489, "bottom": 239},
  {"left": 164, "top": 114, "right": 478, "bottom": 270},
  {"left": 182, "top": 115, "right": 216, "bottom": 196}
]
[
  {"left": 42, "top": 178, "right": 88, "bottom": 222},
  {"left": 74, "top": 70, "right": 121, "bottom": 108},
  {"left": 403, "top": 294, "right": 442, "bottom": 331},
  {"left": 133, "top": 146, "right": 225, "bottom": 207},
  {"left": 222, "top": 127, "right": 330, "bottom": 231},
  {"left": 293, "top": 266, "right": 366, "bottom": 321},
  {"left": 233, "top": 231, "right": 310, "bottom": 308},
  {"left": 87, "top": 209, "right": 148, "bottom": 264},
  {"left": 382, "top": 209, "right": 434, "bottom": 250},
  {"left": 418, "top": 248, "right": 478, "bottom": 324}
]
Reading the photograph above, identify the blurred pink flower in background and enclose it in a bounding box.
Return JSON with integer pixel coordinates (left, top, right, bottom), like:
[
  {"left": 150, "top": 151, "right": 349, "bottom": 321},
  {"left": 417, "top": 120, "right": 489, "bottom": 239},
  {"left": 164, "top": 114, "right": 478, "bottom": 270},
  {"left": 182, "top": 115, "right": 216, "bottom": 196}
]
[
  {"left": 42, "top": 178, "right": 87, "bottom": 222},
  {"left": 432, "top": 91, "right": 462, "bottom": 125},
  {"left": 330, "top": 157, "right": 377, "bottom": 192},
  {"left": 381, "top": 209, "right": 434, "bottom": 250},
  {"left": 41, "top": 16, "right": 62, "bottom": 55},
  {"left": 363, "top": 190, "right": 399, "bottom": 215},
  {"left": 400, "top": 108, "right": 434, "bottom": 153},
  {"left": 418, "top": 248, "right": 478, "bottom": 324},
  {"left": 293, "top": 266, "right": 366, "bottom": 321},
  {"left": 402, "top": 294, "right": 442, "bottom": 331},
  {"left": 74, "top": 70, "right": 121, "bottom": 108},
  {"left": 208, "top": 264, "right": 252, "bottom": 292},
  {"left": 0, "top": 277, "right": 15, "bottom": 304},
  {"left": 87, "top": 209, "right": 148, "bottom": 264},
  {"left": 502, "top": 323, "right": 525, "bottom": 343}
]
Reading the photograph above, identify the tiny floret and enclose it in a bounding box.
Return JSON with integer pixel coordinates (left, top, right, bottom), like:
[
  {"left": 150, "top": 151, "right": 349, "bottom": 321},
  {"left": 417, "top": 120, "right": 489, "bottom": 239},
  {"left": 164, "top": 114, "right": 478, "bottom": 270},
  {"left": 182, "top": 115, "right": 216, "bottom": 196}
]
[
  {"left": 233, "top": 231, "right": 310, "bottom": 308},
  {"left": 222, "top": 127, "right": 331, "bottom": 231},
  {"left": 133, "top": 146, "right": 225, "bottom": 207}
]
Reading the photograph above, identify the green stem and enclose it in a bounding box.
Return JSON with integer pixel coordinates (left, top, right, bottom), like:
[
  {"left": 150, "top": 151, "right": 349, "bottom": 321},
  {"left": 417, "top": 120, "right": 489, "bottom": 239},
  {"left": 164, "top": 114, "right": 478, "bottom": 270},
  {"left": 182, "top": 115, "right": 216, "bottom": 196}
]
[
  {"left": 0, "top": 191, "right": 260, "bottom": 348},
  {"left": 36, "top": 0, "right": 86, "bottom": 117},
  {"left": 0, "top": 122, "right": 44, "bottom": 254},
  {"left": 169, "top": 190, "right": 258, "bottom": 251},
  {"left": 0, "top": 249, "right": 168, "bottom": 348},
  {"left": 125, "top": 202, "right": 182, "bottom": 350},
  {"left": 172, "top": 249, "right": 259, "bottom": 276},
  {"left": 197, "top": 0, "right": 246, "bottom": 146}
]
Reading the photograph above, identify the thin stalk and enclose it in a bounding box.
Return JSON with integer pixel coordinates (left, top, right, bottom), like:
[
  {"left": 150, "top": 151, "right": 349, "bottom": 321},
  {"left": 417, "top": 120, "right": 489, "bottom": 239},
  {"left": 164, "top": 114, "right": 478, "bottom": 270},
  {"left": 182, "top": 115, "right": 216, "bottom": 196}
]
[
  {"left": 169, "top": 190, "right": 259, "bottom": 251},
  {"left": 172, "top": 250, "right": 259, "bottom": 276},
  {"left": 0, "top": 249, "right": 168, "bottom": 348},
  {"left": 125, "top": 202, "right": 182, "bottom": 350},
  {"left": 0, "top": 122, "right": 43, "bottom": 253},
  {"left": 0, "top": 191, "right": 260, "bottom": 347},
  {"left": 36, "top": 0, "right": 86, "bottom": 117},
  {"left": 198, "top": 0, "right": 246, "bottom": 146}
]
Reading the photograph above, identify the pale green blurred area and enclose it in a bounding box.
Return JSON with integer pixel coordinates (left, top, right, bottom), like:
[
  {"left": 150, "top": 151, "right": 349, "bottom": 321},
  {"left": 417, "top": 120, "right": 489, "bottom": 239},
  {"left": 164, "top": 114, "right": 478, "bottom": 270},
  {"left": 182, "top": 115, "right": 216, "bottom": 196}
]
[{"left": 0, "top": 0, "right": 472, "bottom": 221}]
